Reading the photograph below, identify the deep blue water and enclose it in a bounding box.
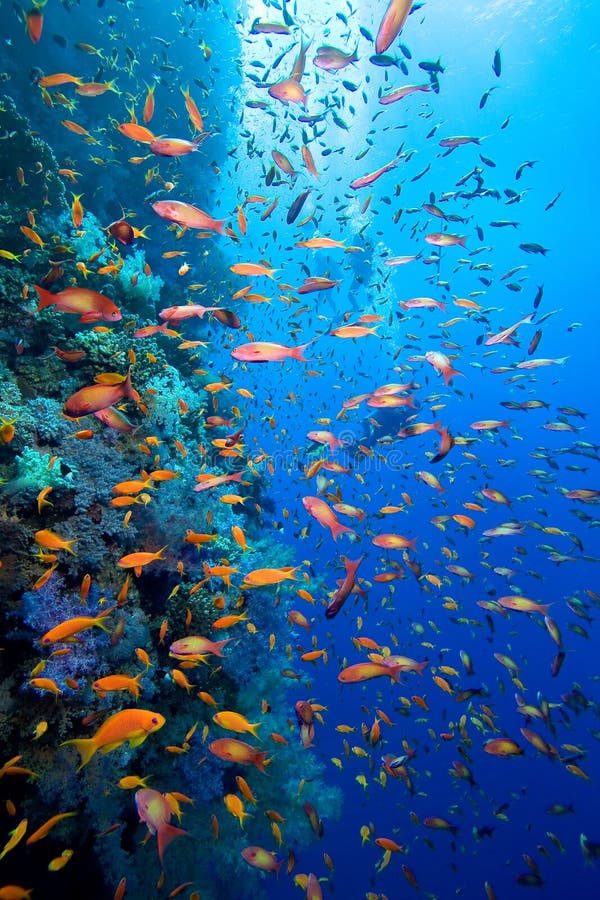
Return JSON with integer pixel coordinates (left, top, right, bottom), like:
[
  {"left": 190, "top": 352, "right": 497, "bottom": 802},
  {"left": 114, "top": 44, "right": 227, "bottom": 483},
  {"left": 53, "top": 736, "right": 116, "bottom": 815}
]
[{"left": 0, "top": 1, "right": 598, "bottom": 899}]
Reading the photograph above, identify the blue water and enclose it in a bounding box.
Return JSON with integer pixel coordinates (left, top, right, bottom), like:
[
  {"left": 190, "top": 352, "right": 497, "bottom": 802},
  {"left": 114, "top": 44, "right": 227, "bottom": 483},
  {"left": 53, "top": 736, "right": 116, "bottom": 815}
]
[{"left": 0, "top": 1, "right": 598, "bottom": 898}]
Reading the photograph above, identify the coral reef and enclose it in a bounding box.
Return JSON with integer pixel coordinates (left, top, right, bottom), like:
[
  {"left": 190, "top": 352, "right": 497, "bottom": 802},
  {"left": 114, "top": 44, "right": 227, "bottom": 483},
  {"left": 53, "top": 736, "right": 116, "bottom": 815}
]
[{"left": 0, "top": 21, "right": 341, "bottom": 900}]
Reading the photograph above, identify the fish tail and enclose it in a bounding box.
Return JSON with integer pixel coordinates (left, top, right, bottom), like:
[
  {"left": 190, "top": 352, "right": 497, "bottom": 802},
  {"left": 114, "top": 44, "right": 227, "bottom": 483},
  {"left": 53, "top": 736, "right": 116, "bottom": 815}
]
[
  {"left": 157, "top": 822, "right": 189, "bottom": 864},
  {"left": 93, "top": 617, "right": 112, "bottom": 635},
  {"left": 389, "top": 665, "right": 404, "bottom": 684},
  {"left": 344, "top": 555, "right": 364, "bottom": 579},
  {"left": 95, "top": 606, "right": 117, "bottom": 634},
  {"left": 331, "top": 520, "right": 354, "bottom": 542},
  {"left": 123, "top": 366, "right": 136, "bottom": 401},
  {"left": 291, "top": 341, "right": 313, "bottom": 361},
  {"left": 253, "top": 750, "right": 272, "bottom": 773},
  {"left": 213, "top": 637, "right": 233, "bottom": 657},
  {"left": 33, "top": 284, "right": 56, "bottom": 311},
  {"left": 442, "top": 366, "right": 463, "bottom": 385},
  {"left": 61, "top": 738, "right": 98, "bottom": 769}
]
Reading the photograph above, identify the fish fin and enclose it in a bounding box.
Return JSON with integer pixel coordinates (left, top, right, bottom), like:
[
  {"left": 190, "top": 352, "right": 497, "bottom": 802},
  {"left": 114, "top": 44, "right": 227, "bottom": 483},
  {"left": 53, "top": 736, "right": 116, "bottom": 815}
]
[
  {"left": 331, "top": 521, "right": 355, "bottom": 542},
  {"left": 389, "top": 665, "right": 404, "bottom": 684},
  {"left": 94, "top": 616, "right": 112, "bottom": 635},
  {"left": 157, "top": 823, "right": 189, "bottom": 864},
  {"left": 100, "top": 740, "right": 125, "bottom": 754},
  {"left": 33, "top": 284, "right": 55, "bottom": 310},
  {"left": 211, "top": 218, "right": 226, "bottom": 236},
  {"left": 290, "top": 340, "right": 313, "bottom": 361},
  {"left": 127, "top": 733, "right": 149, "bottom": 749},
  {"left": 213, "top": 637, "right": 233, "bottom": 657},
  {"left": 442, "top": 367, "right": 463, "bottom": 385},
  {"left": 123, "top": 365, "right": 136, "bottom": 401},
  {"left": 344, "top": 555, "right": 364, "bottom": 579},
  {"left": 61, "top": 738, "right": 97, "bottom": 769},
  {"left": 253, "top": 750, "right": 272, "bottom": 773}
]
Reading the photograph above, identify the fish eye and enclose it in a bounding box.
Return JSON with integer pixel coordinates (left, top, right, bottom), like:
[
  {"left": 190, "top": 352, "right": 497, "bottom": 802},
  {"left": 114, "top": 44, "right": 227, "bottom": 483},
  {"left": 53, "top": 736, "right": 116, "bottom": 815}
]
[{"left": 152, "top": 717, "right": 158, "bottom": 724}]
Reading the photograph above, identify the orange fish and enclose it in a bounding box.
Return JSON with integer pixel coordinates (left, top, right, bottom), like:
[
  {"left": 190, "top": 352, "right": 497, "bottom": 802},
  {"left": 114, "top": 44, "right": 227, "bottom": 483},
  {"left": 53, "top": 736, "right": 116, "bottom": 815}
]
[
  {"left": 372, "top": 533, "right": 417, "bottom": 551},
  {"left": 242, "top": 566, "right": 299, "bottom": 587},
  {"left": 230, "top": 262, "right": 278, "bottom": 279},
  {"left": 38, "top": 73, "right": 83, "bottom": 87},
  {"left": 34, "top": 528, "right": 77, "bottom": 556},
  {"left": 452, "top": 514, "right": 476, "bottom": 529},
  {"left": 268, "top": 77, "right": 307, "bottom": 107},
  {"left": 20, "top": 225, "right": 45, "bottom": 247},
  {"left": 75, "top": 81, "right": 118, "bottom": 96},
  {"left": 0, "top": 416, "right": 17, "bottom": 444},
  {"left": 41, "top": 610, "right": 112, "bottom": 645},
  {"left": 208, "top": 738, "right": 271, "bottom": 772},
  {"left": 34, "top": 285, "right": 121, "bottom": 323},
  {"left": 213, "top": 711, "right": 262, "bottom": 738},
  {"left": 61, "top": 709, "right": 165, "bottom": 769},
  {"left": 497, "top": 595, "right": 551, "bottom": 615},
  {"left": 231, "top": 340, "right": 311, "bottom": 363},
  {"left": 135, "top": 789, "right": 189, "bottom": 863},
  {"left": 211, "top": 613, "right": 249, "bottom": 630},
  {"left": 231, "top": 525, "right": 250, "bottom": 551},
  {"left": 241, "top": 845, "right": 283, "bottom": 873},
  {"left": 224, "top": 793, "right": 250, "bottom": 829},
  {"left": 117, "top": 122, "right": 156, "bottom": 143},
  {"left": 142, "top": 83, "right": 155, "bottom": 123},
  {"left": 150, "top": 135, "right": 211, "bottom": 157},
  {"left": 295, "top": 237, "right": 345, "bottom": 250},
  {"left": 471, "top": 419, "right": 510, "bottom": 431},
  {"left": 25, "top": 5, "right": 44, "bottom": 43},
  {"left": 25, "top": 811, "right": 77, "bottom": 845},
  {"left": 152, "top": 199, "right": 225, "bottom": 233},
  {"left": 181, "top": 86, "right": 204, "bottom": 131},
  {"left": 425, "top": 350, "right": 464, "bottom": 385},
  {"left": 117, "top": 546, "right": 167, "bottom": 575},
  {"left": 301, "top": 144, "right": 319, "bottom": 178},
  {"left": 92, "top": 672, "right": 144, "bottom": 699},
  {"left": 302, "top": 496, "right": 355, "bottom": 542},
  {"left": 337, "top": 662, "right": 403, "bottom": 684},
  {"left": 169, "top": 635, "right": 231, "bottom": 660},
  {"left": 483, "top": 737, "right": 524, "bottom": 758},
  {"left": 376, "top": 0, "right": 413, "bottom": 54},
  {"left": 64, "top": 367, "right": 136, "bottom": 416}
]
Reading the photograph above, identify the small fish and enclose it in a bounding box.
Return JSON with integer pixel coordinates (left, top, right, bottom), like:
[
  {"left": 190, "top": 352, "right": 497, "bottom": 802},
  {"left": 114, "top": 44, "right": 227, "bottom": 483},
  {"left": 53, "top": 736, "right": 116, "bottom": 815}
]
[{"left": 493, "top": 48, "right": 502, "bottom": 77}]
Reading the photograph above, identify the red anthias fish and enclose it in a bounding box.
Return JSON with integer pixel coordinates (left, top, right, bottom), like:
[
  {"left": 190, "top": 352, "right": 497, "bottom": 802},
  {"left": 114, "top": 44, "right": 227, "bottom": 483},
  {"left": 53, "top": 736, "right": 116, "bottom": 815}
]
[
  {"left": 34, "top": 285, "right": 122, "bottom": 323},
  {"left": 152, "top": 199, "right": 225, "bottom": 233},
  {"left": 64, "top": 368, "right": 137, "bottom": 417}
]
